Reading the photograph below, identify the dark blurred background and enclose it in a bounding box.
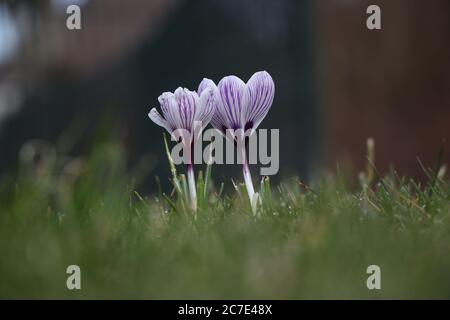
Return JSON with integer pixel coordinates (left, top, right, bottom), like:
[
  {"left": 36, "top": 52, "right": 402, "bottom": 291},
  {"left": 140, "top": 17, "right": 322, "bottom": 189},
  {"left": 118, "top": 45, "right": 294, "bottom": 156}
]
[{"left": 0, "top": 0, "right": 449, "bottom": 191}]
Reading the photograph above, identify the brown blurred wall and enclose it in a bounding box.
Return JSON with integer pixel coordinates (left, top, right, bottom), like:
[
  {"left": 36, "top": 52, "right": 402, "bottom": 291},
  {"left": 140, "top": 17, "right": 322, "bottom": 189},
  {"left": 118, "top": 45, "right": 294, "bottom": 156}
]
[{"left": 316, "top": 0, "right": 450, "bottom": 178}]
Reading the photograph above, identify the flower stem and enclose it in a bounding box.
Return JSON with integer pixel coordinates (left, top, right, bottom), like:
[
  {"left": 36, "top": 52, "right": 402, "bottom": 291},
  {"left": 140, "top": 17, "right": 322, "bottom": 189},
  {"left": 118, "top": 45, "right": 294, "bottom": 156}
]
[
  {"left": 186, "top": 164, "right": 197, "bottom": 212},
  {"left": 243, "top": 163, "right": 255, "bottom": 203},
  {"left": 239, "top": 143, "right": 257, "bottom": 214}
]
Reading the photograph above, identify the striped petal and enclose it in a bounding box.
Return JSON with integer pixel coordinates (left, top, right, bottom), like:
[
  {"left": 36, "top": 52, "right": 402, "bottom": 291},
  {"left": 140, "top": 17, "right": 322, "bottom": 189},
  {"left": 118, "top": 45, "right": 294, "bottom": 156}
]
[
  {"left": 244, "top": 71, "right": 275, "bottom": 132},
  {"left": 158, "top": 91, "right": 182, "bottom": 131},
  {"left": 173, "top": 87, "right": 198, "bottom": 132},
  {"left": 216, "top": 75, "right": 248, "bottom": 131},
  {"left": 196, "top": 86, "right": 215, "bottom": 129},
  {"left": 198, "top": 78, "right": 226, "bottom": 132}
]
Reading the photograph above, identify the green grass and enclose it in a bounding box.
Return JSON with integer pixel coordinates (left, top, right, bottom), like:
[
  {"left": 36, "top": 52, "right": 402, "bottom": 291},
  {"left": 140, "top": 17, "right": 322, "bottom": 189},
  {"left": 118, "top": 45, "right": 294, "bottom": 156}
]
[{"left": 0, "top": 141, "right": 449, "bottom": 299}]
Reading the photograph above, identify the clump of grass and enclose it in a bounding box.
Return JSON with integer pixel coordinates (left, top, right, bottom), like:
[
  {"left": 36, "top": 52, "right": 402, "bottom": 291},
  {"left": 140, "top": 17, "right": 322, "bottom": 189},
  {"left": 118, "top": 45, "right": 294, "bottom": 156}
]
[{"left": 0, "top": 140, "right": 449, "bottom": 299}]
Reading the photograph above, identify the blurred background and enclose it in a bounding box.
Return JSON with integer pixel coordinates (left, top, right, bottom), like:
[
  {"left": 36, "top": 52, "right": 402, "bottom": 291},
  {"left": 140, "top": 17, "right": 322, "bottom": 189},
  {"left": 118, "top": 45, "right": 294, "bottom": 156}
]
[{"left": 0, "top": 0, "right": 449, "bottom": 191}]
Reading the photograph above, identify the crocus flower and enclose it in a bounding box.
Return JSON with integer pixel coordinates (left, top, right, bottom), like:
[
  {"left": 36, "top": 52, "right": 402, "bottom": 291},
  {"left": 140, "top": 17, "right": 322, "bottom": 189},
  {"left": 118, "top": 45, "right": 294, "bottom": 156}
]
[
  {"left": 148, "top": 87, "right": 215, "bottom": 211},
  {"left": 198, "top": 71, "right": 275, "bottom": 213}
]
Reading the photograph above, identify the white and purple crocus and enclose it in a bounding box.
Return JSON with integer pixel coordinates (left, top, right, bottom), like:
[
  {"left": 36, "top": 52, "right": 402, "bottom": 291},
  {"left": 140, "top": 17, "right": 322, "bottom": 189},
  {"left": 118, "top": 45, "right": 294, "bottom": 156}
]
[
  {"left": 148, "top": 87, "right": 215, "bottom": 211},
  {"left": 199, "top": 71, "right": 275, "bottom": 212},
  {"left": 148, "top": 71, "right": 275, "bottom": 213}
]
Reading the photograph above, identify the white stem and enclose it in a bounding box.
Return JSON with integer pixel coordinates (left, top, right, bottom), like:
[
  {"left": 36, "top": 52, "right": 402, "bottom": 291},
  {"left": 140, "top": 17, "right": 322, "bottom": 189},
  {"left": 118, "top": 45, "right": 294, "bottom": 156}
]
[
  {"left": 240, "top": 143, "right": 257, "bottom": 214},
  {"left": 187, "top": 165, "right": 197, "bottom": 211},
  {"left": 243, "top": 163, "right": 255, "bottom": 204}
]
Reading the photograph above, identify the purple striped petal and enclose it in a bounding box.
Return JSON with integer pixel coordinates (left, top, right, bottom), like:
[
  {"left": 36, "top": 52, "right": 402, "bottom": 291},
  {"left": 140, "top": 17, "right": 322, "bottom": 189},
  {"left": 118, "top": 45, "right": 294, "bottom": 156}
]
[
  {"left": 244, "top": 71, "right": 275, "bottom": 132},
  {"left": 198, "top": 78, "right": 227, "bottom": 133},
  {"left": 173, "top": 87, "right": 198, "bottom": 132},
  {"left": 196, "top": 86, "right": 215, "bottom": 129},
  {"left": 158, "top": 92, "right": 183, "bottom": 132},
  {"left": 216, "top": 75, "right": 248, "bottom": 131},
  {"left": 151, "top": 86, "right": 214, "bottom": 135}
]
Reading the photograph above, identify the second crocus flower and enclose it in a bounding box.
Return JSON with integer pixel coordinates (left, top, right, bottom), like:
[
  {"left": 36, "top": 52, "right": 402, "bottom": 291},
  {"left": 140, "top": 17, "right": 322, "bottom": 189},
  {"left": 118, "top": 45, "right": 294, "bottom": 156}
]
[{"left": 198, "top": 71, "right": 275, "bottom": 213}]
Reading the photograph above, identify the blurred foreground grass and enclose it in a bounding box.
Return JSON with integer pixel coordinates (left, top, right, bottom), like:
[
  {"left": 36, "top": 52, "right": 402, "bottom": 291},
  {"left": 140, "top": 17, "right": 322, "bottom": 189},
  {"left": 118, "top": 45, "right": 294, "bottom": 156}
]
[{"left": 0, "top": 141, "right": 449, "bottom": 299}]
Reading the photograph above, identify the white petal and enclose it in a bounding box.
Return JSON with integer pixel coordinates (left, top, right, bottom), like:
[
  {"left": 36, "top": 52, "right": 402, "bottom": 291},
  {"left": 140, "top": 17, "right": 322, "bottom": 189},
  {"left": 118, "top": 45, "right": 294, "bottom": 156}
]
[
  {"left": 148, "top": 108, "right": 171, "bottom": 133},
  {"left": 198, "top": 78, "right": 216, "bottom": 95}
]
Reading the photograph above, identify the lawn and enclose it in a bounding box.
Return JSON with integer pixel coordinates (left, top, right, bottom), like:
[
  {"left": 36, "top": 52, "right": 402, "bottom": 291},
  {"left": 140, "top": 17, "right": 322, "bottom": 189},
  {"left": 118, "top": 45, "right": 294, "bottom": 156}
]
[{"left": 0, "top": 141, "right": 449, "bottom": 299}]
